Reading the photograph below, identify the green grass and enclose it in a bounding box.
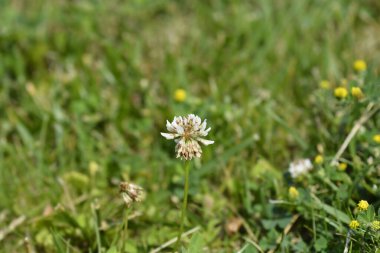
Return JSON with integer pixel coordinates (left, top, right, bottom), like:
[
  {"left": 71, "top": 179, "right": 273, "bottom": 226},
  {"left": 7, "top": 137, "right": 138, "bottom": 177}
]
[{"left": 0, "top": 0, "right": 380, "bottom": 252}]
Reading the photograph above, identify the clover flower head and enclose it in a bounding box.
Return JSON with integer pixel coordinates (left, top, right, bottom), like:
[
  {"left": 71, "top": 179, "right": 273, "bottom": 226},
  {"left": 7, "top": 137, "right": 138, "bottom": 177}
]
[
  {"left": 161, "top": 114, "right": 214, "bottom": 160},
  {"left": 357, "top": 200, "right": 369, "bottom": 211},
  {"left": 373, "top": 134, "right": 380, "bottom": 144},
  {"left": 89, "top": 161, "right": 99, "bottom": 176},
  {"left": 351, "top": 87, "right": 364, "bottom": 99},
  {"left": 314, "top": 155, "right": 323, "bottom": 164},
  {"left": 349, "top": 220, "right": 360, "bottom": 230},
  {"left": 288, "top": 159, "right": 313, "bottom": 178},
  {"left": 338, "top": 163, "right": 347, "bottom": 171},
  {"left": 288, "top": 186, "right": 299, "bottom": 199},
  {"left": 334, "top": 87, "right": 348, "bottom": 99},
  {"left": 119, "top": 182, "right": 145, "bottom": 206},
  {"left": 353, "top": 60, "right": 367, "bottom": 72},
  {"left": 371, "top": 220, "right": 380, "bottom": 231},
  {"left": 319, "top": 80, "right": 330, "bottom": 89},
  {"left": 174, "top": 89, "right": 186, "bottom": 102}
]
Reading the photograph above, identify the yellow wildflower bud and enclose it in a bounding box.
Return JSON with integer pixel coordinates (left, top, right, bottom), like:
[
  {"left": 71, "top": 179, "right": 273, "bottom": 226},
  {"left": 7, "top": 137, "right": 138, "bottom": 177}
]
[
  {"left": 288, "top": 186, "right": 299, "bottom": 199},
  {"left": 371, "top": 220, "right": 380, "bottom": 231},
  {"left": 353, "top": 60, "right": 367, "bottom": 72},
  {"left": 349, "top": 220, "right": 360, "bottom": 229},
  {"left": 373, "top": 134, "right": 380, "bottom": 144},
  {"left": 63, "top": 171, "right": 89, "bottom": 187},
  {"left": 357, "top": 200, "right": 369, "bottom": 211},
  {"left": 319, "top": 80, "right": 330, "bottom": 89},
  {"left": 89, "top": 161, "right": 99, "bottom": 176},
  {"left": 351, "top": 87, "right": 364, "bottom": 99},
  {"left": 174, "top": 89, "right": 186, "bottom": 102},
  {"left": 314, "top": 155, "right": 323, "bottom": 165},
  {"left": 338, "top": 163, "right": 347, "bottom": 171},
  {"left": 334, "top": 87, "right": 348, "bottom": 99},
  {"left": 26, "top": 82, "right": 37, "bottom": 97}
]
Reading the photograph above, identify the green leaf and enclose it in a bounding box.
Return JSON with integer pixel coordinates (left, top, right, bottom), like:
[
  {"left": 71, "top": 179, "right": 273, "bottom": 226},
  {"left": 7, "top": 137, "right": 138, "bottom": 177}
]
[
  {"left": 16, "top": 123, "right": 34, "bottom": 150},
  {"left": 319, "top": 202, "right": 350, "bottom": 224},
  {"left": 266, "top": 107, "right": 307, "bottom": 149},
  {"left": 106, "top": 246, "right": 118, "bottom": 253},
  {"left": 314, "top": 237, "right": 327, "bottom": 252},
  {"left": 261, "top": 219, "right": 277, "bottom": 230},
  {"left": 251, "top": 159, "right": 281, "bottom": 180},
  {"left": 336, "top": 185, "right": 349, "bottom": 200},
  {"left": 358, "top": 205, "right": 376, "bottom": 223},
  {"left": 187, "top": 232, "right": 205, "bottom": 253},
  {"left": 312, "top": 194, "right": 350, "bottom": 224},
  {"left": 237, "top": 243, "right": 259, "bottom": 253},
  {"left": 35, "top": 229, "right": 54, "bottom": 247},
  {"left": 262, "top": 217, "right": 292, "bottom": 230},
  {"left": 195, "top": 135, "right": 256, "bottom": 177},
  {"left": 367, "top": 205, "right": 375, "bottom": 221},
  {"left": 50, "top": 230, "right": 66, "bottom": 253}
]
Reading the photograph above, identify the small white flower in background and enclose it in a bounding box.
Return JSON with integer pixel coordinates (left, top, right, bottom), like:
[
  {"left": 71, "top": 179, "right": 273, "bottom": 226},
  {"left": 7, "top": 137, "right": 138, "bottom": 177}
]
[
  {"left": 288, "top": 159, "right": 313, "bottom": 178},
  {"left": 161, "top": 114, "right": 214, "bottom": 160},
  {"left": 119, "top": 182, "right": 145, "bottom": 206}
]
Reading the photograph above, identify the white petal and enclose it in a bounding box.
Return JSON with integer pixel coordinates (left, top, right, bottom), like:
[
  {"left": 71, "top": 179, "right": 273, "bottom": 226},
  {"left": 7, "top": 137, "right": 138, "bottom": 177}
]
[
  {"left": 161, "top": 132, "right": 177, "bottom": 139},
  {"left": 197, "top": 138, "right": 214, "bottom": 145},
  {"left": 199, "top": 127, "right": 211, "bottom": 137},
  {"left": 122, "top": 193, "right": 132, "bottom": 205},
  {"left": 200, "top": 120, "right": 207, "bottom": 131},
  {"left": 166, "top": 120, "right": 176, "bottom": 132},
  {"left": 175, "top": 124, "right": 184, "bottom": 134},
  {"left": 193, "top": 115, "right": 200, "bottom": 125}
]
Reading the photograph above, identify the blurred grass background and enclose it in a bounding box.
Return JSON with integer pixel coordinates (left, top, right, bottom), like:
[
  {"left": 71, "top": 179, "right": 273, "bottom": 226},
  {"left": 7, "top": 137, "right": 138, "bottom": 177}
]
[{"left": 0, "top": 0, "right": 380, "bottom": 252}]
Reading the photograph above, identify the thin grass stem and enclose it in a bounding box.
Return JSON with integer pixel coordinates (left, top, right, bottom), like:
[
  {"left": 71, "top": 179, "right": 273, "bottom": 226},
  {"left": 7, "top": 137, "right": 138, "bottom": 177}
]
[{"left": 175, "top": 161, "right": 191, "bottom": 251}]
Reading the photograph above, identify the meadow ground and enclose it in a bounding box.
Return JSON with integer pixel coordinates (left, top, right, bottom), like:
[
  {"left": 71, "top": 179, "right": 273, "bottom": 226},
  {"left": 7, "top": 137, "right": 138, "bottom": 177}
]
[{"left": 0, "top": 1, "right": 380, "bottom": 252}]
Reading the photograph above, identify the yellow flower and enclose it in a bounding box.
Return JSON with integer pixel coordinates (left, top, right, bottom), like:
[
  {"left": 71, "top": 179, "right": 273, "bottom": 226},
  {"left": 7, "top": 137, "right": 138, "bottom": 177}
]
[
  {"left": 373, "top": 134, "right": 380, "bottom": 144},
  {"left": 353, "top": 60, "right": 367, "bottom": 72},
  {"left": 371, "top": 220, "right": 380, "bottom": 231},
  {"left": 319, "top": 80, "right": 330, "bottom": 89},
  {"left": 288, "top": 186, "right": 299, "bottom": 199},
  {"left": 314, "top": 155, "right": 323, "bottom": 164},
  {"left": 334, "top": 87, "right": 348, "bottom": 99},
  {"left": 63, "top": 171, "right": 90, "bottom": 187},
  {"left": 338, "top": 163, "right": 347, "bottom": 171},
  {"left": 26, "top": 82, "right": 37, "bottom": 97},
  {"left": 349, "top": 220, "right": 360, "bottom": 229},
  {"left": 174, "top": 89, "right": 186, "bottom": 102},
  {"left": 351, "top": 87, "right": 364, "bottom": 99},
  {"left": 89, "top": 161, "right": 99, "bottom": 176},
  {"left": 357, "top": 200, "right": 369, "bottom": 211}
]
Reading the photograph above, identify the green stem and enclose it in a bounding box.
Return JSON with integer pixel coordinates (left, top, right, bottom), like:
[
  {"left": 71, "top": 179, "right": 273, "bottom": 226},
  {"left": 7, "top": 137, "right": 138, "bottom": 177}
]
[
  {"left": 91, "top": 203, "right": 102, "bottom": 253},
  {"left": 120, "top": 209, "right": 130, "bottom": 253},
  {"left": 175, "top": 161, "right": 191, "bottom": 251}
]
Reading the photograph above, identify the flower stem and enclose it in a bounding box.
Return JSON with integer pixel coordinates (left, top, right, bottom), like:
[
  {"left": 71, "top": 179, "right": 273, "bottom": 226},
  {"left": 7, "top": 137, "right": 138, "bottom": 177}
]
[
  {"left": 120, "top": 208, "right": 130, "bottom": 253},
  {"left": 175, "top": 161, "right": 191, "bottom": 251}
]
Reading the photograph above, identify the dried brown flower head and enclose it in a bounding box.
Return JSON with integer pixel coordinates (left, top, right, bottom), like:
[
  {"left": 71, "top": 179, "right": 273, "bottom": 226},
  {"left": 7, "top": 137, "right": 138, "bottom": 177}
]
[{"left": 119, "top": 182, "right": 145, "bottom": 206}]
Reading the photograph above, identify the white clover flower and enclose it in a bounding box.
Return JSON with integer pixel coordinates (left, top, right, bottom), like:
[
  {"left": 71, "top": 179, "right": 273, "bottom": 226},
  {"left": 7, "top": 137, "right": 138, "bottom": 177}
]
[
  {"left": 119, "top": 182, "right": 145, "bottom": 206},
  {"left": 288, "top": 159, "right": 313, "bottom": 178},
  {"left": 161, "top": 114, "right": 214, "bottom": 160}
]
